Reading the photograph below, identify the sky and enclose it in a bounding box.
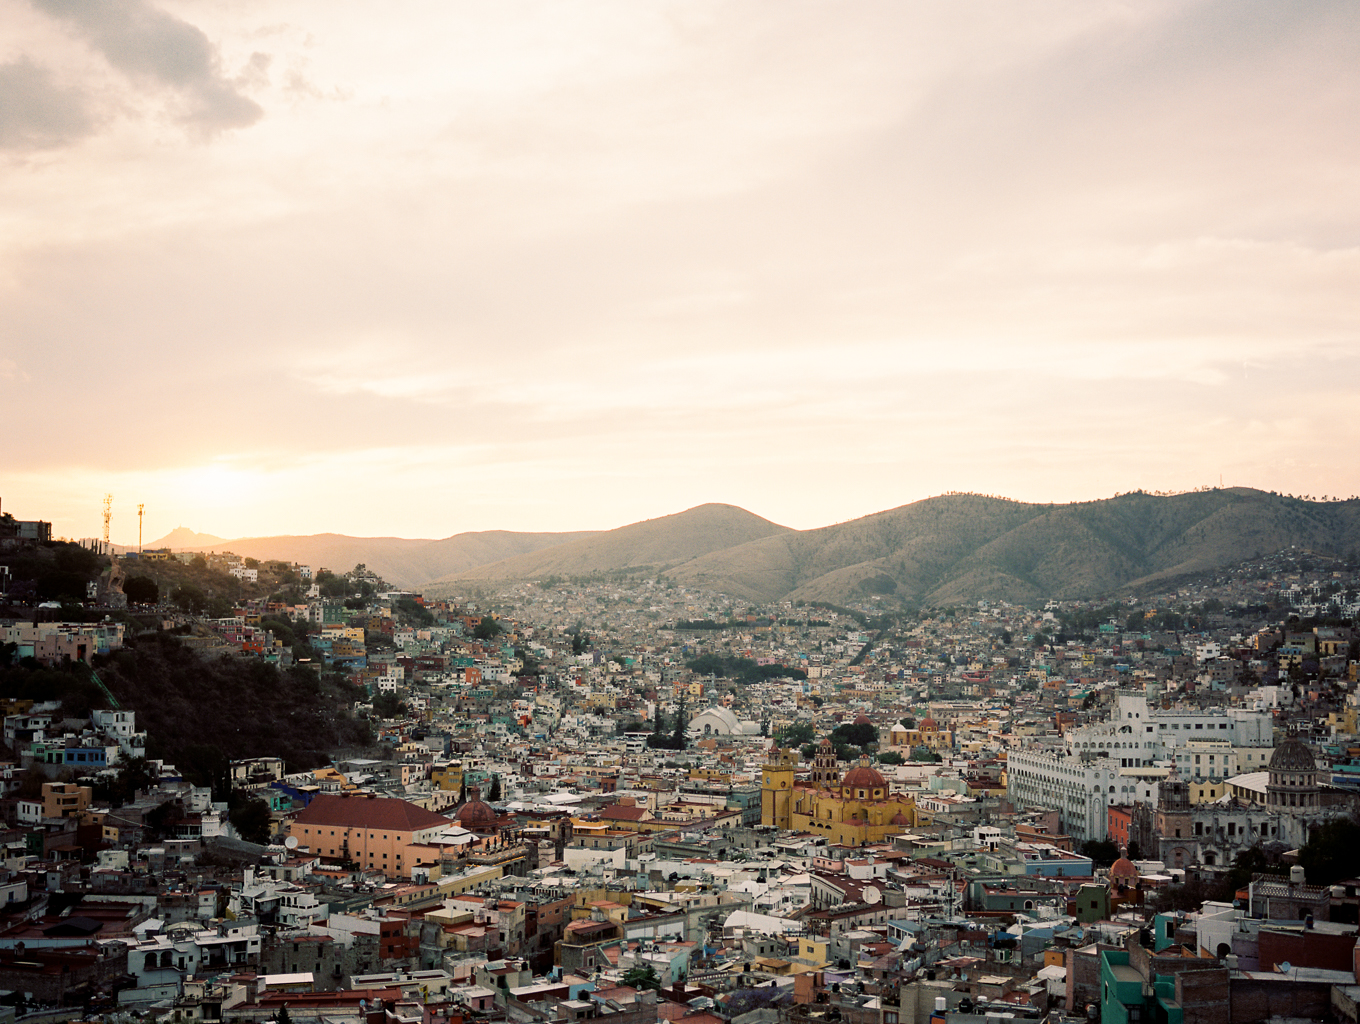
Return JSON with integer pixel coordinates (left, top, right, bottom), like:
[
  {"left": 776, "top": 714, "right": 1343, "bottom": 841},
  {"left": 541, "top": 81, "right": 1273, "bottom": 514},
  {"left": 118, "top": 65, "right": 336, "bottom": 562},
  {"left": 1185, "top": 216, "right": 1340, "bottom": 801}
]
[{"left": 4, "top": 0, "right": 1360, "bottom": 545}]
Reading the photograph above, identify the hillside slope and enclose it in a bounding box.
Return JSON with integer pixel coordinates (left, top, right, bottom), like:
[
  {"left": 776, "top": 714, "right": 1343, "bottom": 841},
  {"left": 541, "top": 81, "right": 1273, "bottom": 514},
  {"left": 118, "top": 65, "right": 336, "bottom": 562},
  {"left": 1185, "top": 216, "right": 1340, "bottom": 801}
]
[
  {"left": 666, "top": 489, "right": 1360, "bottom": 605},
  {"left": 151, "top": 529, "right": 597, "bottom": 589},
  {"left": 425, "top": 503, "right": 791, "bottom": 590}
]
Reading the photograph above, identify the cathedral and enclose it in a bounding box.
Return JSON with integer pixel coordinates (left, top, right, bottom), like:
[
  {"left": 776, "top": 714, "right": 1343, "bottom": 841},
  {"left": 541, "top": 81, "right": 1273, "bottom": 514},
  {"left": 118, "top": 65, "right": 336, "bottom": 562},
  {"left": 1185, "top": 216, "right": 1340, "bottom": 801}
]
[
  {"left": 761, "top": 740, "right": 916, "bottom": 845},
  {"left": 1130, "top": 735, "right": 1357, "bottom": 869}
]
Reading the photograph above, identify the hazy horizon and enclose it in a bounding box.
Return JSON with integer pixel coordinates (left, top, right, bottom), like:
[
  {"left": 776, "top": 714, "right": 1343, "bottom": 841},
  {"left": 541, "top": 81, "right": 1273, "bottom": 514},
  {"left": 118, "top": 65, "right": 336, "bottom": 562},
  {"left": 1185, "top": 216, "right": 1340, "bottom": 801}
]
[{"left": 5, "top": 1, "right": 1359, "bottom": 545}]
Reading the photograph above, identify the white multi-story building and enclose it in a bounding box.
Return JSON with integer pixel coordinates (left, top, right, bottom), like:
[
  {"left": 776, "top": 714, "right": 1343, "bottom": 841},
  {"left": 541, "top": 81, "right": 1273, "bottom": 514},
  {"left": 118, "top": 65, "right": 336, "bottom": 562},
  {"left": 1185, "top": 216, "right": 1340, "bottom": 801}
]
[
  {"left": 1063, "top": 693, "right": 1272, "bottom": 769},
  {"left": 1006, "top": 748, "right": 1167, "bottom": 842}
]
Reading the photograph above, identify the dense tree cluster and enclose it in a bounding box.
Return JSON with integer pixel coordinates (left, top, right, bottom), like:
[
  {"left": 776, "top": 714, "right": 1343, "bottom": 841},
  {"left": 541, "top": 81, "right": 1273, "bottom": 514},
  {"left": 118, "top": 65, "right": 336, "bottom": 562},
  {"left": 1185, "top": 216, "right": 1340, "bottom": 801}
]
[{"left": 685, "top": 654, "right": 806, "bottom": 682}]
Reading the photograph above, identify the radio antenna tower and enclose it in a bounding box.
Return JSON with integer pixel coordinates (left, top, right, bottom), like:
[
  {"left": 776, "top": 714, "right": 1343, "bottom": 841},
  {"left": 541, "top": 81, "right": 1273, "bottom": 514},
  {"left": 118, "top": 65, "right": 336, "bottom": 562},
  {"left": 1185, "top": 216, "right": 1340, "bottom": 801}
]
[
  {"left": 137, "top": 503, "right": 145, "bottom": 553},
  {"left": 102, "top": 494, "right": 113, "bottom": 554}
]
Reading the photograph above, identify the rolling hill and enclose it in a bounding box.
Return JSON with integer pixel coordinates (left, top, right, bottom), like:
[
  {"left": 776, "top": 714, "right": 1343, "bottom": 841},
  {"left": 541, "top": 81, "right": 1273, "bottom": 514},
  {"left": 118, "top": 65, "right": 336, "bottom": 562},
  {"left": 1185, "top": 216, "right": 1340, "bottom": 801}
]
[
  {"left": 423, "top": 503, "right": 792, "bottom": 592},
  {"left": 664, "top": 489, "right": 1360, "bottom": 605},
  {"left": 153, "top": 489, "right": 1360, "bottom": 606},
  {"left": 148, "top": 528, "right": 598, "bottom": 590}
]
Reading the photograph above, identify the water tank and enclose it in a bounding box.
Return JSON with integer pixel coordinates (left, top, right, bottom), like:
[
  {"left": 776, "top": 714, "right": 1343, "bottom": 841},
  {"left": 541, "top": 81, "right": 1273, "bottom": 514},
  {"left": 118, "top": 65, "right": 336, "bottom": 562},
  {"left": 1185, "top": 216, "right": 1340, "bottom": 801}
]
[
  {"left": 1290, "top": 865, "right": 1306, "bottom": 885},
  {"left": 936, "top": 998, "right": 947, "bottom": 1013}
]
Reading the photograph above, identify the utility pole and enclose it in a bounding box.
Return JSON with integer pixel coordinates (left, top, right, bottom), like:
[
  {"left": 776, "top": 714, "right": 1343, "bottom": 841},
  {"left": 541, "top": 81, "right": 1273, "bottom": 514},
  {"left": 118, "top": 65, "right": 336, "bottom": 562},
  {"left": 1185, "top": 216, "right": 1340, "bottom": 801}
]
[
  {"left": 137, "top": 503, "right": 145, "bottom": 552},
  {"left": 102, "top": 494, "right": 113, "bottom": 555}
]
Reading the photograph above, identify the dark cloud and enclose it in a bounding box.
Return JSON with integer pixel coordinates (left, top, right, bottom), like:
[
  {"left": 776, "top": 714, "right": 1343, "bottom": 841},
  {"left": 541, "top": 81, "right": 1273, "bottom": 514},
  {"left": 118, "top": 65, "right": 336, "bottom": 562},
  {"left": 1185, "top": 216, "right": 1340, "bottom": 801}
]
[
  {"left": 31, "top": 0, "right": 263, "bottom": 134},
  {"left": 0, "top": 59, "right": 96, "bottom": 150}
]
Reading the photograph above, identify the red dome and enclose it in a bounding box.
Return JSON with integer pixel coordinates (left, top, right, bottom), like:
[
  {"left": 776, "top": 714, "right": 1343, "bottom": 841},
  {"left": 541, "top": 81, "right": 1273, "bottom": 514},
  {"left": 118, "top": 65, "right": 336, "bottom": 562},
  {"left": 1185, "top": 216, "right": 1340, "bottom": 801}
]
[
  {"left": 853, "top": 714, "right": 873, "bottom": 725},
  {"left": 457, "top": 787, "right": 496, "bottom": 825},
  {"left": 920, "top": 717, "right": 938, "bottom": 731},
  {"left": 890, "top": 812, "right": 910, "bottom": 825},
  {"left": 841, "top": 765, "right": 887, "bottom": 789},
  {"left": 1110, "top": 857, "right": 1139, "bottom": 885}
]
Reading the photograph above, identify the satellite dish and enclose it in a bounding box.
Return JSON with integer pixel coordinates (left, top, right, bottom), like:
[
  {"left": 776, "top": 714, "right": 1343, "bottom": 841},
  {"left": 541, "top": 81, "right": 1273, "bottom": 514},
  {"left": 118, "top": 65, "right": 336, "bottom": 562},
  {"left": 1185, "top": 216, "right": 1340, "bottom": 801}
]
[
  {"left": 862, "top": 886, "right": 881, "bottom": 905},
  {"left": 284, "top": 836, "right": 298, "bottom": 850},
  {"left": 1278, "top": 962, "right": 1292, "bottom": 973}
]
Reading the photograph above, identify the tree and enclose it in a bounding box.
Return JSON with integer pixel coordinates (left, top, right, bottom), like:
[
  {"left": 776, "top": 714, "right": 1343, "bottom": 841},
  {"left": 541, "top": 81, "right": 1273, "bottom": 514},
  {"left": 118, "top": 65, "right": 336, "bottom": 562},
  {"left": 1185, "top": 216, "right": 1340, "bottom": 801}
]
[
  {"left": 229, "top": 794, "right": 274, "bottom": 845},
  {"left": 1297, "top": 819, "right": 1360, "bottom": 885},
  {"left": 171, "top": 584, "right": 208, "bottom": 614},
  {"left": 487, "top": 774, "right": 502, "bottom": 801},
  {"left": 671, "top": 694, "right": 688, "bottom": 750},
  {"left": 371, "top": 692, "right": 403, "bottom": 718},
  {"left": 276, "top": 1005, "right": 293, "bottom": 1024},
  {"left": 779, "top": 721, "right": 815, "bottom": 747},
  {"left": 831, "top": 722, "right": 877, "bottom": 748},
  {"left": 621, "top": 965, "right": 662, "bottom": 991},
  {"left": 124, "top": 575, "right": 159, "bottom": 605},
  {"left": 473, "top": 617, "right": 503, "bottom": 641},
  {"left": 1081, "top": 839, "right": 1121, "bottom": 868},
  {"left": 878, "top": 751, "right": 904, "bottom": 765}
]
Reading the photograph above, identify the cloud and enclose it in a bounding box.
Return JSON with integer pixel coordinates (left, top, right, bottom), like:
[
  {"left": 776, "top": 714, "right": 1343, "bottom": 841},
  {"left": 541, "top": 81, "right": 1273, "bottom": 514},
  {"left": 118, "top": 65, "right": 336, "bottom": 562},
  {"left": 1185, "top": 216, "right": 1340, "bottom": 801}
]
[
  {"left": 30, "top": 0, "right": 263, "bottom": 135},
  {"left": 0, "top": 58, "right": 96, "bottom": 150}
]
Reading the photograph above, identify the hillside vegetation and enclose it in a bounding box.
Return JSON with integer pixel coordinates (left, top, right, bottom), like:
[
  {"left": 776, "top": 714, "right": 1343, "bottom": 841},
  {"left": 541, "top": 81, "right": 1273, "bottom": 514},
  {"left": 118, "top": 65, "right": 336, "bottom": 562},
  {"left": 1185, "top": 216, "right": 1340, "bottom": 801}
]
[
  {"left": 151, "top": 527, "right": 598, "bottom": 590},
  {"left": 425, "top": 503, "right": 791, "bottom": 591},
  {"left": 154, "top": 489, "right": 1360, "bottom": 608},
  {"left": 93, "top": 633, "right": 372, "bottom": 783},
  {"left": 667, "top": 489, "right": 1360, "bottom": 606}
]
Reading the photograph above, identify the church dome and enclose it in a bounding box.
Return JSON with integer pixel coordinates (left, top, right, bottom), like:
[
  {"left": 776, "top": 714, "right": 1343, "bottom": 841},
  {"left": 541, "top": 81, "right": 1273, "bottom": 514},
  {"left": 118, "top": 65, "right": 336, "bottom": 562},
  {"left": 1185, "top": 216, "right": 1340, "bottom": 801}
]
[
  {"left": 842, "top": 765, "right": 887, "bottom": 790},
  {"left": 457, "top": 787, "right": 496, "bottom": 825},
  {"left": 1110, "top": 856, "right": 1139, "bottom": 886},
  {"left": 890, "top": 812, "right": 911, "bottom": 826},
  {"left": 819, "top": 737, "right": 834, "bottom": 747},
  {"left": 920, "top": 717, "right": 938, "bottom": 731},
  {"left": 1269, "top": 737, "right": 1316, "bottom": 772},
  {"left": 853, "top": 714, "right": 873, "bottom": 725}
]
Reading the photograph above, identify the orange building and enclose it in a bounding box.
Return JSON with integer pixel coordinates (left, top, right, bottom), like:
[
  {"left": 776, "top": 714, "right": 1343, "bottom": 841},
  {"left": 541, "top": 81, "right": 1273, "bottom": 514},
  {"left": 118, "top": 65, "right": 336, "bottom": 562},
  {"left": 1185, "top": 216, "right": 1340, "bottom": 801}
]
[
  {"left": 43, "top": 781, "right": 91, "bottom": 819},
  {"left": 288, "top": 793, "right": 454, "bottom": 879}
]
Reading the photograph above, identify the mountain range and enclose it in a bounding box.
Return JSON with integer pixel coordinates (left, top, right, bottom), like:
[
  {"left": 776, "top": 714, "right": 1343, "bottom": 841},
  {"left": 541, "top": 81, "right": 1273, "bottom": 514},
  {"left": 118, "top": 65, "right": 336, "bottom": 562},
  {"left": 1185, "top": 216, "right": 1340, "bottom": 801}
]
[{"left": 152, "top": 489, "right": 1360, "bottom": 606}]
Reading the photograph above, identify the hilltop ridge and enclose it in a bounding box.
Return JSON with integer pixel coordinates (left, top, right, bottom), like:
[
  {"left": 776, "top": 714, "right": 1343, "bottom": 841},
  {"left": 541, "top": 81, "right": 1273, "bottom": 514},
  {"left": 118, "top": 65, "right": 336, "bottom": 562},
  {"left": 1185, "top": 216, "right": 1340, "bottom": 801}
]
[{"left": 155, "top": 489, "right": 1360, "bottom": 606}]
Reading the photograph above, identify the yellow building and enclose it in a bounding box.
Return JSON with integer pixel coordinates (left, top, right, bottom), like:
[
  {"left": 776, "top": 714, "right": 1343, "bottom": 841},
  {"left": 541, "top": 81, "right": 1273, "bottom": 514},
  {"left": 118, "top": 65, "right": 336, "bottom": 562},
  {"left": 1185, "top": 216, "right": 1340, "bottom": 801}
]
[
  {"left": 761, "top": 744, "right": 915, "bottom": 845},
  {"left": 431, "top": 762, "right": 465, "bottom": 792},
  {"left": 1189, "top": 779, "right": 1226, "bottom": 804}
]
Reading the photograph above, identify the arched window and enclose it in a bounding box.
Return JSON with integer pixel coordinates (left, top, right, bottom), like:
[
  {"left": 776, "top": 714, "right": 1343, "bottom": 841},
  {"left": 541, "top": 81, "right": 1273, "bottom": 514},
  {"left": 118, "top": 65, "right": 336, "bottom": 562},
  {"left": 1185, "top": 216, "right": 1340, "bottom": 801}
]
[{"left": 145, "top": 953, "right": 157, "bottom": 971}]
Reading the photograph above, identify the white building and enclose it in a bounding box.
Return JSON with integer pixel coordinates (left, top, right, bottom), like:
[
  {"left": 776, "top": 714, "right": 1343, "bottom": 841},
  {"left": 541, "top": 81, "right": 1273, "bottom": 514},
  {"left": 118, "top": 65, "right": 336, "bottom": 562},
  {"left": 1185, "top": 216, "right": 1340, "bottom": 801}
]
[
  {"left": 1064, "top": 693, "right": 1272, "bottom": 769},
  {"left": 1006, "top": 749, "right": 1167, "bottom": 842}
]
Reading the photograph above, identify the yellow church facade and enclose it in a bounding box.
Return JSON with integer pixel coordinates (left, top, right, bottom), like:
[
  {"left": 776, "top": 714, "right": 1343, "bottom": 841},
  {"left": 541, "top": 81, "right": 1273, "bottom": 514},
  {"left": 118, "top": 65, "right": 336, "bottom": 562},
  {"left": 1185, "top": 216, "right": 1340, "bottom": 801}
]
[{"left": 761, "top": 745, "right": 917, "bottom": 846}]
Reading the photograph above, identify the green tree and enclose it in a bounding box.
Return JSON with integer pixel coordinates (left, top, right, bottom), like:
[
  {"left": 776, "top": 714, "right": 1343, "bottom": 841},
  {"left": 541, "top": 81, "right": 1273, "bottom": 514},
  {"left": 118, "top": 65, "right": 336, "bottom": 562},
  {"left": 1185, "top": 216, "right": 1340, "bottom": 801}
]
[
  {"left": 621, "top": 965, "right": 662, "bottom": 991},
  {"left": 877, "top": 751, "right": 904, "bottom": 765},
  {"left": 229, "top": 794, "right": 274, "bottom": 845},
  {"left": 831, "top": 722, "right": 877, "bottom": 748},
  {"left": 1297, "top": 819, "right": 1360, "bottom": 885},
  {"left": 672, "top": 694, "right": 688, "bottom": 750},
  {"left": 778, "top": 721, "right": 815, "bottom": 747},
  {"left": 172, "top": 584, "right": 208, "bottom": 614},
  {"left": 487, "top": 774, "right": 502, "bottom": 801},
  {"left": 124, "top": 575, "right": 159, "bottom": 605},
  {"left": 473, "top": 617, "right": 503, "bottom": 641},
  {"left": 1080, "top": 839, "right": 1120, "bottom": 868}
]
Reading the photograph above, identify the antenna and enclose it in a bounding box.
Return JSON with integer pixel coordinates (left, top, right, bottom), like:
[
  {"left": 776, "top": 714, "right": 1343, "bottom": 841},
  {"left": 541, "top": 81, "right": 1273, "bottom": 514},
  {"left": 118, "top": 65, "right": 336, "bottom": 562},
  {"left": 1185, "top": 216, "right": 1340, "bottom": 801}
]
[
  {"left": 102, "top": 494, "right": 113, "bottom": 553},
  {"left": 137, "top": 503, "right": 145, "bottom": 552}
]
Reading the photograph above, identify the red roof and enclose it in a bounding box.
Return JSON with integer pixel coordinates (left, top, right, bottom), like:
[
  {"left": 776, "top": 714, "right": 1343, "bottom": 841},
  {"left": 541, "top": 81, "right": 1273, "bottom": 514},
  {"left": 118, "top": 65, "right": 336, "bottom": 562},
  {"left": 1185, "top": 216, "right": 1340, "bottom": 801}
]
[
  {"left": 292, "top": 794, "right": 452, "bottom": 833},
  {"left": 602, "top": 805, "right": 648, "bottom": 821}
]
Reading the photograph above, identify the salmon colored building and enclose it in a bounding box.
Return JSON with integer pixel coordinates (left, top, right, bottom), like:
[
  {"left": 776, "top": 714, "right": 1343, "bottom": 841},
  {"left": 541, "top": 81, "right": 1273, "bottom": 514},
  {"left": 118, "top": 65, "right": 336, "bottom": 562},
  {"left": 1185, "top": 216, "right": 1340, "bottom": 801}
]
[{"left": 287, "top": 793, "right": 454, "bottom": 879}]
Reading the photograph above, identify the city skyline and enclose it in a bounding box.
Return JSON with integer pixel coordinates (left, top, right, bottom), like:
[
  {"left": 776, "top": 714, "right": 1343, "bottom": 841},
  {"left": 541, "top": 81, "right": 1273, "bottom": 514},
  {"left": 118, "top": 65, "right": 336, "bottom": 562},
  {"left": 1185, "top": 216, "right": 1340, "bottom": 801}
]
[{"left": 4, "top": 1, "right": 1359, "bottom": 544}]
